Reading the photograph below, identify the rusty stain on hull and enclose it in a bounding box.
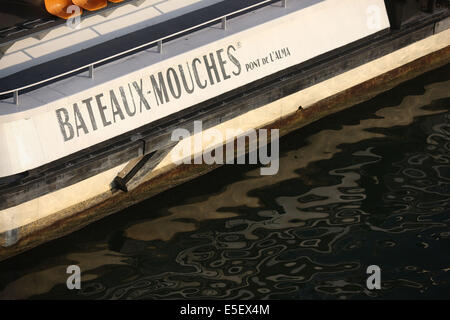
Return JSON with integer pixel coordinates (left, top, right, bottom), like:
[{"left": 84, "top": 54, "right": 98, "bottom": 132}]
[{"left": 1, "top": 45, "right": 449, "bottom": 262}]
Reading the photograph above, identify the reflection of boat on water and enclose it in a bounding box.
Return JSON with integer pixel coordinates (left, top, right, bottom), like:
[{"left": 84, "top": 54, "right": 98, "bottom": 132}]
[
  {"left": 2, "top": 67, "right": 448, "bottom": 300},
  {"left": 0, "top": 0, "right": 449, "bottom": 261}
]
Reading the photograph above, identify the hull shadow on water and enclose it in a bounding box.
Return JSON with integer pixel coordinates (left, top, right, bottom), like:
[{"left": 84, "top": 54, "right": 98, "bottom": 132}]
[{"left": 1, "top": 64, "right": 450, "bottom": 300}]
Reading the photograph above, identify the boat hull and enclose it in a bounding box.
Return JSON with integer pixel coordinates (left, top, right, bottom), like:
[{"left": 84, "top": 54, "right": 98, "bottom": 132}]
[{"left": 0, "top": 0, "right": 449, "bottom": 261}]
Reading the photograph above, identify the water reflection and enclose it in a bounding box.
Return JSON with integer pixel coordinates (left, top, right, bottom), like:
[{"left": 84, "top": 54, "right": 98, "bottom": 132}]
[{"left": 0, "top": 65, "right": 449, "bottom": 300}]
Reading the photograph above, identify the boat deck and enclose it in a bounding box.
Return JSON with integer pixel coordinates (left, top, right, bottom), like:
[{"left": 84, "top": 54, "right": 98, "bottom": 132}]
[
  {"left": 0, "top": 0, "right": 279, "bottom": 101},
  {"left": 0, "top": 0, "right": 448, "bottom": 261}
]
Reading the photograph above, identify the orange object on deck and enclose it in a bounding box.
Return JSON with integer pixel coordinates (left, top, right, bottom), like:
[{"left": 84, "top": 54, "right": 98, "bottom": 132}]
[
  {"left": 72, "top": 0, "right": 108, "bottom": 11},
  {"left": 44, "top": 0, "right": 83, "bottom": 20},
  {"left": 108, "top": 0, "right": 125, "bottom": 3}
]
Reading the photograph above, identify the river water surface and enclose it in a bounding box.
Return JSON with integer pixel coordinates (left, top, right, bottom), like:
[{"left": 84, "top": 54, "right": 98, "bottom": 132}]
[{"left": 0, "top": 64, "right": 449, "bottom": 300}]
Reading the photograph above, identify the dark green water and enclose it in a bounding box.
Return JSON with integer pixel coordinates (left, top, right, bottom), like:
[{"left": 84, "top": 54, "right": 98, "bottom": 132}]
[{"left": 1, "top": 64, "right": 449, "bottom": 300}]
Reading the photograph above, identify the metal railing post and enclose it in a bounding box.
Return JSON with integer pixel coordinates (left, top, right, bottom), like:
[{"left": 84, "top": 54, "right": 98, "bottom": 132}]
[
  {"left": 281, "top": 0, "right": 287, "bottom": 8},
  {"left": 221, "top": 17, "right": 227, "bottom": 30},
  {"left": 89, "top": 65, "right": 94, "bottom": 79},
  {"left": 13, "top": 90, "right": 18, "bottom": 105},
  {"left": 158, "top": 40, "right": 163, "bottom": 53}
]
